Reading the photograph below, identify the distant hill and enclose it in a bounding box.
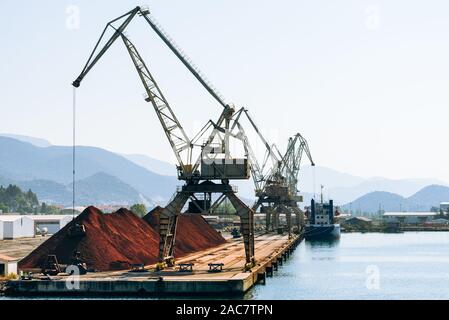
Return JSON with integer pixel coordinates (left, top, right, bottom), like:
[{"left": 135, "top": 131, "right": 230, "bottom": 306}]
[
  {"left": 17, "top": 179, "right": 71, "bottom": 204},
  {"left": 342, "top": 191, "right": 406, "bottom": 213},
  {"left": 407, "top": 185, "right": 449, "bottom": 210},
  {"left": 0, "top": 172, "right": 153, "bottom": 207},
  {"left": 0, "top": 137, "right": 177, "bottom": 202},
  {"left": 341, "top": 185, "right": 449, "bottom": 213},
  {"left": 0, "top": 133, "right": 52, "bottom": 148},
  {"left": 299, "top": 165, "right": 446, "bottom": 204},
  {"left": 121, "top": 153, "right": 176, "bottom": 177},
  {"left": 69, "top": 172, "right": 153, "bottom": 207},
  {"left": 298, "top": 166, "right": 365, "bottom": 191}
]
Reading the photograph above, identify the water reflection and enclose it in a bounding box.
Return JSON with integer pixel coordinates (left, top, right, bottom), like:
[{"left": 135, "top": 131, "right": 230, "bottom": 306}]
[{"left": 305, "top": 238, "right": 340, "bottom": 248}]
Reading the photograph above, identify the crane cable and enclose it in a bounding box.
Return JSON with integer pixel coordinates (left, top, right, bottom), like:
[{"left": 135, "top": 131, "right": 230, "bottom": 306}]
[
  {"left": 313, "top": 164, "right": 316, "bottom": 201},
  {"left": 72, "top": 87, "right": 77, "bottom": 220}
]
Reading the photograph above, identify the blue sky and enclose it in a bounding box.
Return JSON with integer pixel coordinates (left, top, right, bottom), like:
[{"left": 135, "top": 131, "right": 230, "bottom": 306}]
[{"left": 1, "top": 0, "right": 448, "bottom": 182}]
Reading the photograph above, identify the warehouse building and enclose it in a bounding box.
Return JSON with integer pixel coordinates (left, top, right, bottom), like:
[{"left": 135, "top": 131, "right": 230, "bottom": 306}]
[
  {"left": 0, "top": 216, "right": 34, "bottom": 239},
  {"left": 382, "top": 212, "right": 436, "bottom": 224},
  {"left": 0, "top": 214, "right": 75, "bottom": 239},
  {"left": 344, "top": 216, "right": 372, "bottom": 228}
]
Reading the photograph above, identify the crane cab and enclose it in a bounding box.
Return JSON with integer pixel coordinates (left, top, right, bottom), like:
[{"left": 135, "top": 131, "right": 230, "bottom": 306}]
[{"left": 200, "top": 158, "right": 250, "bottom": 180}]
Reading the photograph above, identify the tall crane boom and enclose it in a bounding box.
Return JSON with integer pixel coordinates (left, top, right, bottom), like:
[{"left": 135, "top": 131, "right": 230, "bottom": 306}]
[
  {"left": 121, "top": 35, "right": 192, "bottom": 174},
  {"left": 72, "top": 6, "right": 227, "bottom": 109},
  {"left": 71, "top": 6, "right": 236, "bottom": 179},
  {"left": 140, "top": 12, "right": 227, "bottom": 108},
  {"left": 72, "top": 7, "right": 141, "bottom": 87}
]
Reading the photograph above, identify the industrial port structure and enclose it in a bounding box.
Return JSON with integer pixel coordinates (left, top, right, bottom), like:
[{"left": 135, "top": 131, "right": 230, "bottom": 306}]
[
  {"left": 72, "top": 6, "right": 313, "bottom": 269},
  {"left": 4, "top": 6, "right": 314, "bottom": 296}
]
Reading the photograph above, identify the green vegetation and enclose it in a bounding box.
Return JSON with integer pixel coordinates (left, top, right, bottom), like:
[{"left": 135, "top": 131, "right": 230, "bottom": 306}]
[
  {"left": 130, "top": 203, "right": 147, "bottom": 218},
  {"left": 0, "top": 184, "right": 39, "bottom": 213},
  {"left": 39, "top": 202, "right": 61, "bottom": 215},
  {"left": 0, "top": 184, "right": 61, "bottom": 214}
]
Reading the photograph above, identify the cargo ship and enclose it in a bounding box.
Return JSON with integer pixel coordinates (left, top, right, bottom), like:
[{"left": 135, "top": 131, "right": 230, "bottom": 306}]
[{"left": 305, "top": 198, "right": 341, "bottom": 240}]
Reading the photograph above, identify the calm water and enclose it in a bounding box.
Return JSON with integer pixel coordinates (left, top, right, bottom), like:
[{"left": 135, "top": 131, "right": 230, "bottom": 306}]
[
  {"left": 2, "top": 232, "right": 449, "bottom": 300},
  {"left": 245, "top": 232, "right": 449, "bottom": 300}
]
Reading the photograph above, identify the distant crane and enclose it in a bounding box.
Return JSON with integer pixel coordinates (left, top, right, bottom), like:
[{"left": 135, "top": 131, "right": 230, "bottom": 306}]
[
  {"left": 73, "top": 6, "right": 256, "bottom": 269},
  {"left": 251, "top": 133, "right": 314, "bottom": 234},
  {"left": 228, "top": 108, "right": 315, "bottom": 234}
]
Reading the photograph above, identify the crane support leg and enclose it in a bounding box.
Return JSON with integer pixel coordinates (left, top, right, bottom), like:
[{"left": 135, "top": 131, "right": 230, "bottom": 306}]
[
  {"left": 158, "top": 192, "right": 190, "bottom": 268},
  {"left": 286, "top": 208, "right": 292, "bottom": 235},
  {"left": 226, "top": 192, "right": 255, "bottom": 269},
  {"left": 265, "top": 206, "right": 275, "bottom": 232},
  {"left": 272, "top": 210, "right": 280, "bottom": 231},
  {"left": 291, "top": 207, "right": 304, "bottom": 231},
  {"left": 265, "top": 209, "right": 271, "bottom": 232},
  {"left": 294, "top": 209, "right": 300, "bottom": 229},
  {"left": 277, "top": 204, "right": 291, "bottom": 235}
]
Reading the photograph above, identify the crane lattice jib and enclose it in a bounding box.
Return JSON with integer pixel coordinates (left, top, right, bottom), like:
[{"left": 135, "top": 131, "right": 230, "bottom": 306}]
[
  {"left": 71, "top": 6, "right": 237, "bottom": 179},
  {"left": 73, "top": 6, "right": 227, "bottom": 110},
  {"left": 281, "top": 133, "right": 314, "bottom": 195},
  {"left": 121, "top": 35, "right": 192, "bottom": 172},
  {"left": 232, "top": 116, "right": 264, "bottom": 192},
  {"left": 229, "top": 108, "right": 282, "bottom": 193}
]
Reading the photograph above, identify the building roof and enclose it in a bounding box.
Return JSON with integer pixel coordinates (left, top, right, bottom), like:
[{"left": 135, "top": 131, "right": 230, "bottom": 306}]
[
  {"left": 0, "top": 214, "right": 75, "bottom": 222},
  {"left": 427, "top": 218, "right": 449, "bottom": 223},
  {"left": 347, "top": 216, "right": 372, "bottom": 222},
  {"left": 62, "top": 206, "right": 86, "bottom": 212},
  {"left": 0, "top": 254, "right": 18, "bottom": 262},
  {"left": 30, "top": 215, "right": 74, "bottom": 221},
  {"left": 0, "top": 215, "right": 33, "bottom": 222},
  {"left": 383, "top": 212, "right": 436, "bottom": 217}
]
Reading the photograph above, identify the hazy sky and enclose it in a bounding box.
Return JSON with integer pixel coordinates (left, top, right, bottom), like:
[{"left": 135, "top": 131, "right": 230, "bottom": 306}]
[{"left": 1, "top": 0, "right": 448, "bottom": 182}]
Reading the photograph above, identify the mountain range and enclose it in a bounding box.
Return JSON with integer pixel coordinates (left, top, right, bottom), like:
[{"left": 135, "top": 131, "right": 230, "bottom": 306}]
[
  {"left": 0, "top": 135, "right": 177, "bottom": 206},
  {"left": 298, "top": 166, "right": 446, "bottom": 204},
  {"left": 1, "top": 133, "right": 448, "bottom": 212},
  {"left": 341, "top": 185, "right": 449, "bottom": 214}
]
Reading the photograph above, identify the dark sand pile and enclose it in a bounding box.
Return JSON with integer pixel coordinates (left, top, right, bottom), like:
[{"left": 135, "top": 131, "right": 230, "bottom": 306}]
[
  {"left": 144, "top": 206, "right": 226, "bottom": 256},
  {"left": 19, "top": 206, "right": 225, "bottom": 271}
]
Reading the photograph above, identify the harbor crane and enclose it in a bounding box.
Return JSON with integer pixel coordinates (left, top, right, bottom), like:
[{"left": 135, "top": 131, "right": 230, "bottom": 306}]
[
  {"left": 72, "top": 6, "right": 256, "bottom": 269},
  {"left": 251, "top": 132, "right": 314, "bottom": 234},
  {"left": 227, "top": 108, "right": 314, "bottom": 234}
]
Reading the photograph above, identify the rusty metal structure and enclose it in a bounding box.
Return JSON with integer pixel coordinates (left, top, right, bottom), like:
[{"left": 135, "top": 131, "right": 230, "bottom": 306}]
[
  {"left": 252, "top": 133, "right": 315, "bottom": 234},
  {"left": 72, "top": 6, "right": 256, "bottom": 269},
  {"left": 227, "top": 108, "right": 315, "bottom": 234}
]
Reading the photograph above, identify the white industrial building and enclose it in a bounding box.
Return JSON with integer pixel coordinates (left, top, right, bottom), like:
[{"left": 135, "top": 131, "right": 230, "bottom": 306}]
[
  {"left": 0, "top": 216, "right": 34, "bottom": 239},
  {"left": 383, "top": 212, "right": 436, "bottom": 224},
  {"left": 0, "top": 214, "right": 75, "bottom": 239}
]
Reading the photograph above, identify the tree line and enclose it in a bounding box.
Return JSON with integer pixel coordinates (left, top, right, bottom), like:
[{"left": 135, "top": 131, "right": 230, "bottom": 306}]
[{"left": 0, "top": 184, "right": 59, "bottom": 214}]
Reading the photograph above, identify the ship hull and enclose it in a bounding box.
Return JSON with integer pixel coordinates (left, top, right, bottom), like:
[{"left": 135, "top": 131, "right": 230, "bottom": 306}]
[{"left": 305, "top": 224, "right": 341, "bottom": 240}]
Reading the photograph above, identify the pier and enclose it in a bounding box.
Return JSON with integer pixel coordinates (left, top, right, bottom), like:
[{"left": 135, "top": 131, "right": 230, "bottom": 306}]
[{"left": 5, "top": 233, "right": 302, "bottom": 296}]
